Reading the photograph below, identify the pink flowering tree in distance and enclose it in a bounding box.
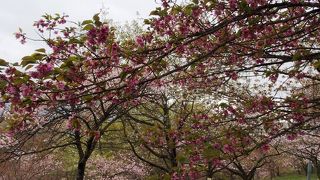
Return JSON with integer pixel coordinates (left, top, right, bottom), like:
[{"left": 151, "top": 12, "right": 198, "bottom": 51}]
[
  {"left": 118, "top": 77, "right": 290, "bottom": 179},
  {"left": 86, "top": 153, "right": 151, "bottom": 179},
  {"left": 0, "top": 153, "right": 64, "bottom": 179},
  {"left": 0, "top": 0, "right": 320, "bottom": 179}
]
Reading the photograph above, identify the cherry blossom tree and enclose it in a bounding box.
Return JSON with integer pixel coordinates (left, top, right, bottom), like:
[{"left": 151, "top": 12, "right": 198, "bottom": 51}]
[
  {"left": 0, "top": 0, "right": 320, "bottom": 179},
  {"left": 143, "top": 0, "right": 320, "bottom": 132},
  {"left": 0, "top": 13, "right": 159, "bottom": 180},
  {"left": 144, "top": 2, "right": 320, "bottom": 177},
  {"left": 119, "top": 82, "right": 279, "bottom": 179}
]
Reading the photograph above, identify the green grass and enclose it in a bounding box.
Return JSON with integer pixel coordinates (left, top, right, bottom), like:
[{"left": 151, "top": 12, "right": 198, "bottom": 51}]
[{"left": 274, "top": 173, "right": 318, "bottom": 180}]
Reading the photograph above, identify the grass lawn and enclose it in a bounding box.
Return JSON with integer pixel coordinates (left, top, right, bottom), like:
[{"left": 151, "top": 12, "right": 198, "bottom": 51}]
[{"left": 274, "top": 173, "right": 317, "bottom": 180}]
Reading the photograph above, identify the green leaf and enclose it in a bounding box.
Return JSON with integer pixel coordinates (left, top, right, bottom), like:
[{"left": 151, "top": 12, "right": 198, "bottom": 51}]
[
  {"left": 203, "top": 148, "right": 220, "bottom": 158},
  {"left": 293, "top": 52, "right": 301, "bottom": 61},
  {"left": 120, "top": 71, "right": 128, "bottom": 80},
  {"left": 93, "top": 13, "right": 100, "bottom": 22},
  {"left": 56, "top": 74, "right": 65, "bottom": 81},
  {"left": 53, "top": 67, "right": 63, "bottom": 74},
  {"left": 83, "top": 95, "right": 93, "bottom": 101},
  {"left": 61, "top": 56, "right": 78, "bottom": 69},
  {"left": 83, "top": 24, "right": 95, "bottom": 31},
  {"left": 248, "top": 17, "right": 260, "bottom": 26},
  {"left": 0, "top": 80, "right": 7, "bottom": 89},
  {"left": 177, "top": 154, "right": 188, "bottom": 163},
  {"left": 25, "top": 64, "right": 34, "bottom": 70},
  {"left": 239, "top": 0, "right": 252, "bottom": 13},
  {"left": 68, "top": 56, "right": 79, "bottom": 62},
  {"left": 31, "top": 53, "right": 46, "bottom": 60},
  {"left": 93, "top": 13, "right": 102, "bottom": 26},
  {"left": 149, "top": 10, "right": 159, "bottom": 16},
  {"left": 143, "top": 19, "right": 151, "bottom": 25},
  {"left": 22, "top": 75, "right": 30, "bottom": 81},
  {"left": 0, "top": 59, "right": 9, "bottom": 66},
  {"left": 35, "top": 48, "right": 46, "bottom": 53},
  {"left": 22, "top": 98, "right": 32, "bottom": 105},
  {"left": 21, "top": 56, "right": 36, "bottom": 67},
  {"left": 69, "top": 38, "right": 82, "bottom": 44},
  {"left": 185, "top": 4, "right": 194, "bottom": 16},
  {"left": 219, "top": 102, "right": 228, "bottom": 108},
  {"left": 192, "top": 0, "right": 199, "bottom": 4},
  {"left": 81, "top": 20, "right": 93, "bottom": 25},
  {"left": 158, "top": 9, "right": 168, "bottom": 16},
  {"left": 265, "top": 71, "right": 272, "bottom": 77},
  {"left": 172, "top": 6, "right": 182, "bottom": 15},
  {"left": 13, "top": 78, "right": 25, "bottom": 85},
  {"left": 313, "top": 61, "right": 320, "bottom": 69}
]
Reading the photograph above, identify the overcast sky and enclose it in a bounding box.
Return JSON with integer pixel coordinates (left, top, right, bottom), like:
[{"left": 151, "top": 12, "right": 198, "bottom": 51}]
[{"left": 0, "top": 0, "right": 158, "bottom": 63}]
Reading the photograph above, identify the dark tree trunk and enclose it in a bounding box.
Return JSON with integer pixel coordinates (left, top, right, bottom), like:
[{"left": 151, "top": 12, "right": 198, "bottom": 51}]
[
  {"left": 276, "top": 166, "right": 280, "bottom": 176},
  {"left": 207, "top": 161, "right": 215, "bottom": 178},
  {"left": 229, "top": 173, "right": 234, "bottom": 180},
  {"left": 241, "top": 175, "right": 249, "bottom": 180},
  {"left": 241, "top": 172, "right": 255, "bottom": 180},
  {"left": 74, "top": 132, "right": 96, "bottom": 180},
  {"left": 314, "top": 161, "right": 320, "bottom": 180},
  {"left": 76, "top": 160, "right": 87, "bottom": 180}
]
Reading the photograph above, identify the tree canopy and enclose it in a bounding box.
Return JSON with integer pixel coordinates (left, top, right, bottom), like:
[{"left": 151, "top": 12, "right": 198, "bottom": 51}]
[{"left": 0, "top": 0, "right": 320, "bottom": 179}]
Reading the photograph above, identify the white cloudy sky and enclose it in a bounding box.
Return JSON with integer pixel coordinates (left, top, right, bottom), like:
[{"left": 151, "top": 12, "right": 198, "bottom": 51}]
[{"left": 0, "top": 0, "right": 158, "bottom": 63}]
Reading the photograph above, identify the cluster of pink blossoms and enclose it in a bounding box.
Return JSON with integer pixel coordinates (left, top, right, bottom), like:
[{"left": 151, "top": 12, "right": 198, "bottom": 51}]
[
  {"left": 86, "top": 25, "right": 109, "bottom": 46},
  {"left": 14, "top": 31, "right": 26, "bottom": 44},
  {"left": 33, "top": 14, "right": 68, "bottom": 32},
  {"left": 30, "top": 63, "right": 54, "bottom": 78}
]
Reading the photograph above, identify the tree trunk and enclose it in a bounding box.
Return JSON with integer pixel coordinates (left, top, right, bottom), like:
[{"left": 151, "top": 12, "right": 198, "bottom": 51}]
[
  {"left": 315, "top": 161, "right": 320, "bottom": 180},
  {"left": 241, "top": 175, "right": 249, "bottom": 180},
  {"left": 229, "top": 173, "right": 234, "bottom": 180},
  {"left": 76, "top": 160, "right": 87, "bottom": 180},
  {"left": 276, "top": 166, "right": 280, "bottom": 176},
  {"left": 207, "top": 162, "right": 214, "bottom": 178},
  {"left": 74, "top": 132, "right": 96, "bottom": 180}
]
